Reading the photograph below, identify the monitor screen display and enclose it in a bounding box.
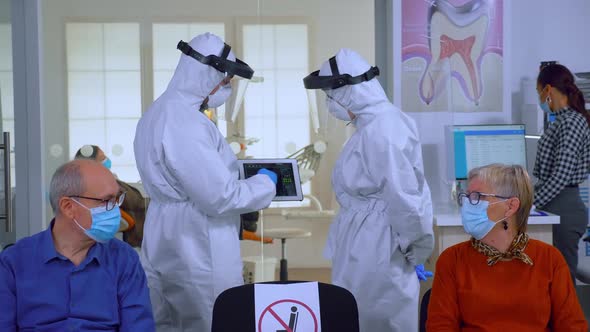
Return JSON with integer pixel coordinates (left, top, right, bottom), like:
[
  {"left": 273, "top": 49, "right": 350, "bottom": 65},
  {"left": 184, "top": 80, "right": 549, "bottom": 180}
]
[{"left": 452, "top": 124, "right": 526, "bottom": 179}]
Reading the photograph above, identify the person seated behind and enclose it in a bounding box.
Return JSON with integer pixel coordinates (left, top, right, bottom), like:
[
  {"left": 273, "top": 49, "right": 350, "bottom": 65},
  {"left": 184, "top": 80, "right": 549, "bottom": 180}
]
[
  {"left": 239, "top": 211, "right": 273, "bottom": 243},
  {"left": 75, "top": 145, "right": 147, "bottom": 247},
  {"left": 427, "top": 164, "right": 587, "bottom": 331},
  {"left": 0, "top": 160, "right": 155, "bottom": 331}
]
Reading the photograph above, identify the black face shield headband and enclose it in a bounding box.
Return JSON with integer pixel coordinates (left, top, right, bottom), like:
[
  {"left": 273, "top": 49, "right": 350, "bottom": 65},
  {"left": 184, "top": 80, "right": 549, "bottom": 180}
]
[
  {"left": 177, "top": 40, "right": 254, "bottom": 79},
  {"left": 303, "top": 56, "right": 380, "bottom": 90}
]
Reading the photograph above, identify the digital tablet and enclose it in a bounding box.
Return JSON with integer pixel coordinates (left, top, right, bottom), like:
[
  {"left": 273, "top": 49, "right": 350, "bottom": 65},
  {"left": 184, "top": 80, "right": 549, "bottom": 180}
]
[{"left": 237, "top": 159, "right": 304, "bottom": 201}]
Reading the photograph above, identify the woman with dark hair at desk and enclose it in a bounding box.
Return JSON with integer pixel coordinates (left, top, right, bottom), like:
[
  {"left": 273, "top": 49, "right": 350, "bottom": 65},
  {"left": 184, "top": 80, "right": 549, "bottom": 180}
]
[{"left": 534, "top": 63, "right": 590, "bottom": 283}]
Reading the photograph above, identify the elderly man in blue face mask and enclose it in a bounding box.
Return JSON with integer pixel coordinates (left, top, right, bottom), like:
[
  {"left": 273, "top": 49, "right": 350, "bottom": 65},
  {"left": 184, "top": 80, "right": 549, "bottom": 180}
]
[
  {"left": 74, "top": 144, "right": 147, "bottom": 248},
  {"left": 0, "top": 159, "right": 155, "bottom": 331}
]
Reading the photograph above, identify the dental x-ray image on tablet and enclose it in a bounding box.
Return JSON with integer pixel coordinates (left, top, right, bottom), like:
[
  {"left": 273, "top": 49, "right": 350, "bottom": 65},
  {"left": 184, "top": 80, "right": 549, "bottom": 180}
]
[{"left": 238, "top": 159, "right": 304, "bottom": 201}]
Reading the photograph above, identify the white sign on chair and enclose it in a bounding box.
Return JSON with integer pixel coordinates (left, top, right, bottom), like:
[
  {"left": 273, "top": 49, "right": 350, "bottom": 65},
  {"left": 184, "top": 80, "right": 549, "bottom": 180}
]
[{"left": 255, "top": 282, "right": 322, "bottom": 332}]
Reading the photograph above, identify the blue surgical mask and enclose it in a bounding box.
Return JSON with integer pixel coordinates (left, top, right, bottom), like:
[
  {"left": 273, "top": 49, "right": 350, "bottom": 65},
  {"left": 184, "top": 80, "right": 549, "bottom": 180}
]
[
  {"left": 460, "top": 197, "right": 507, "bottom": 240},
  {"left": 102, "top": 157, "right": 112, "bottom": 170},
  {"left": 539, "top": 89, "right": 553, "bottom": 114},
  {"left": 73, "top": 200, "right": 121, "bottom": 242},
  {"left": 539, "top": 99, "right": 553, "bottom": 114}
]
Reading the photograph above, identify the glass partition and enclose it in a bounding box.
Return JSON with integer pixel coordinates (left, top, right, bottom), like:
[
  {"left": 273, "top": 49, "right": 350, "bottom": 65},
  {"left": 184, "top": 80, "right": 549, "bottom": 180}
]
[{"left": 39, "top": 0, "right": 375, "bottom": 285}]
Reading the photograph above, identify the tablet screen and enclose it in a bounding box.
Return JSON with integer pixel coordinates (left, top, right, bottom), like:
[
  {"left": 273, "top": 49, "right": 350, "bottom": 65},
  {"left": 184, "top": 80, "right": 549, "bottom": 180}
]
[
  {"left": 243, "top": 162, "right": 298, "bottom": 197},
  {"left": 238, "top": 158, "right": 304, "bottom": 201}
]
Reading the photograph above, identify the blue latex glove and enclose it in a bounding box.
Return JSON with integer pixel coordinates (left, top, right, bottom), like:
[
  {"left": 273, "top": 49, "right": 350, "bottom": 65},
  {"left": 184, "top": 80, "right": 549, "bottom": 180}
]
[
  {"left": 257, "top": 168, "right": 277, "bottom": 184},
  {"left": 415, "top": 264, "right": 433, "bottom": 282}
]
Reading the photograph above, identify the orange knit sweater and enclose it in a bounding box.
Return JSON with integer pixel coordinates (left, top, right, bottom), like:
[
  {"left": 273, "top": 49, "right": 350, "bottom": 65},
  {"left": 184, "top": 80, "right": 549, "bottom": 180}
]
[{"left": 426, "top": 239, "right": 587, "bottom": 332}]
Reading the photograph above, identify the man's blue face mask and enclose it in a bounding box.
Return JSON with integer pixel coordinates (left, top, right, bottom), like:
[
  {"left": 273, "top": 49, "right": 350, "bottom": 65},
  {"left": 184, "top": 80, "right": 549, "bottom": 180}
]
[{"left": 73, "top": 199, "right": 121, "bottom": 242}]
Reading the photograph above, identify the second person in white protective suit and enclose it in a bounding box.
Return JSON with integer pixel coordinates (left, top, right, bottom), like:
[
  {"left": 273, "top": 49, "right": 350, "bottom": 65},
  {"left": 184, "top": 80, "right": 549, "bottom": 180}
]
[
  {"left": 303, "top": 49, "right": 435, "bottom": 331},
  {"left": 134, "top": 33, "right": 277, "bottom": 331}
]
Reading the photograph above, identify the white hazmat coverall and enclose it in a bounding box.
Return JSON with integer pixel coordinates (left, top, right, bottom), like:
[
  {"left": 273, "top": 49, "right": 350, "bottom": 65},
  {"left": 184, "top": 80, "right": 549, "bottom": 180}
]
[
  {"left": 133, "top": 33, "right": 276, "bottom": 331},
  {"left": 321, "top": 49, "right": 434, "bottom": 332}
]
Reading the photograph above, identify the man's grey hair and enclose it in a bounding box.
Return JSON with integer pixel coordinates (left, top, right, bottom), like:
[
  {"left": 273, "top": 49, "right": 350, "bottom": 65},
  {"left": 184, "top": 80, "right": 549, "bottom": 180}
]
[{"left": 49, "top": 161, "right": 86, "bottom": 214}]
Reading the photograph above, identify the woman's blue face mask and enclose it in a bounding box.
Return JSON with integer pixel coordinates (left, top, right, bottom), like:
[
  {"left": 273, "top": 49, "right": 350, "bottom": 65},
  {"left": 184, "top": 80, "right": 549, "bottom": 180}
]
[
  {"left": 460, "top": 197, "right": 508, "bottom": 240},
  {"left": 538, "top": 86, "right": 553, "bottom": 114}
]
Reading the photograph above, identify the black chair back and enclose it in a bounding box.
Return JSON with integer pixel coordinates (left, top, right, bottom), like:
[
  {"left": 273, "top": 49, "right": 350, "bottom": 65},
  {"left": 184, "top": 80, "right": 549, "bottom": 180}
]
[
  {"left": 212, "top": 281, "right": 360, "bottom": 332},
  {"left": 420, "top": 288, "right": 432, "bottom": 332}
]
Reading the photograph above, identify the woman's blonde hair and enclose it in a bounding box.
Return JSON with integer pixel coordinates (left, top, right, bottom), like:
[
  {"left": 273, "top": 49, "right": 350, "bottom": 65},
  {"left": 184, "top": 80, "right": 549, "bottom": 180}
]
[{"left": 468, "top": 164, "right": 533, "bottom": 233}]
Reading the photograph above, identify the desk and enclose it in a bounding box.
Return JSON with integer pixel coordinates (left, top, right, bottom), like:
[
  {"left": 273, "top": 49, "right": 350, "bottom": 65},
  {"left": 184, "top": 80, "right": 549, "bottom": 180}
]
[{"left": 434, "top": 210, "right": 560, "bottom": 255}]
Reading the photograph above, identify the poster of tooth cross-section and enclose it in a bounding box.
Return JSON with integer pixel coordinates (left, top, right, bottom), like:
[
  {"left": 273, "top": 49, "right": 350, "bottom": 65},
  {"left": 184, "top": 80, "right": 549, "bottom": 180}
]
[{"left": 402, "top": 0, "right": 503, "bottom": 112}]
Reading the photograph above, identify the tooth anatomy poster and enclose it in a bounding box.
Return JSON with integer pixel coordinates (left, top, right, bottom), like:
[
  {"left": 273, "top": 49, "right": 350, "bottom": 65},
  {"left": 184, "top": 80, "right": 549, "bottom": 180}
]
[{"left": 402, "top": 0, "right": 503, "bottom": 112}]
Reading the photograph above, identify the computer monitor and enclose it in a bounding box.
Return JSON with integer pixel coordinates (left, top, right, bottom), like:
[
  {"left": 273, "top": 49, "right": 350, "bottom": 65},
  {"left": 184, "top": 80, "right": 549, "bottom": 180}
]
[{"left": 449, "top": 124, "right": 527, "bottom": 180}]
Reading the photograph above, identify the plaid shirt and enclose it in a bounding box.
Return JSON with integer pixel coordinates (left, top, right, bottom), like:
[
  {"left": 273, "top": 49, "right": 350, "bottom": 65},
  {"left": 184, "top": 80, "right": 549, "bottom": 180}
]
[{"left": 533, "top": 107, "right": 590, "bottom": 207}]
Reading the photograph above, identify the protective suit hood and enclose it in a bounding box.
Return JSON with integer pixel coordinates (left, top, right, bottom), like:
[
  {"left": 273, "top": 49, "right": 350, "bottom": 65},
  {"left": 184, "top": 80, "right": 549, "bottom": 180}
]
[
  {"left": 318, "top": 49, "right": 389, "bottom": 119},
  {"left": 165, "top": 33, "right": 237, "bottom": 109},
  {"left": 318, "top": 49, "right": 434, "bottom": 331}
]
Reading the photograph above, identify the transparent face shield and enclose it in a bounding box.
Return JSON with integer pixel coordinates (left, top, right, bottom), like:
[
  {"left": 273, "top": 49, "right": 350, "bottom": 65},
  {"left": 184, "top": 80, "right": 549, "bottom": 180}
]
[
  {"left": 201, "top": 75, "right": 256, "bottom": 149},
  {"left": 306, "top": 86, "right": 352, "bottom": 139},
  {"left": 181, "top": 39, "right": 254, "bottom": 134},
  {"left": 306, "top": 89, "right": 321, "bottom": 135},
  {"left": 286, "top": 89, "right": 327, "bottom": 183},
  {"left": 217, "top": 76, "right": 265, "bottom": 156},
  {"left": 224, "top": 76, "right": 255, "bottom": 124},
  {"left": 302, "top": 57, "right": 379, "bottom": 157},
  {"left": 222, "top": 76, "right": 328, "bottom": 178},
  {"left": 177, "top": 40, "right": 254, "bottom": 79},
  {"left": 303, "top": 56, "right": 380, "bottom": 90},
  {"left": 200, "top": 74, "right": 234, "bottom": 113}
]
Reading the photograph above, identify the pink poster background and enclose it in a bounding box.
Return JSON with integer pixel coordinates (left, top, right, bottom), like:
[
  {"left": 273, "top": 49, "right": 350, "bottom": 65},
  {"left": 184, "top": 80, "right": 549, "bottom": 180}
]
[
  {"left": 401, "top": 0, "right": 503, "bottom": 108},
  {"left": 402, "top": 0, "right": 503, "bottom": 61}
]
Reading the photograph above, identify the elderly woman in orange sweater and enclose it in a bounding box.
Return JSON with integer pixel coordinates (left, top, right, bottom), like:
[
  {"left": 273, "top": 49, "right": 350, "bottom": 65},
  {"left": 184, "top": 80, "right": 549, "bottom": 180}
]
[{"left": 427, "top": 164, "right": 587, "bottom": 331}]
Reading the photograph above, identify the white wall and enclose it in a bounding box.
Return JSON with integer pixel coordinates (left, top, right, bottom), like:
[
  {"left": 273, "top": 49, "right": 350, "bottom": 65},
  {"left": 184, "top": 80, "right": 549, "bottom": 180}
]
[
  {"left": 509, "top": 0, "right": 590, "bottom": 176},
  {"left": 510, "top": 0, "right": 590, "bottom": 124},
  {"left": 0, "top": 0, "right": 9, "bottom": 23},
  {"left": 39, "top": 0, "right": 375, "bottom": 268}
]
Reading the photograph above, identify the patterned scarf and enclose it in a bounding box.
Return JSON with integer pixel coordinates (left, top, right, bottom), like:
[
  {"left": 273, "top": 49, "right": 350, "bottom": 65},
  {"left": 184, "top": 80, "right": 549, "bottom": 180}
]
[{"left": 471, "top": 232, "right": 534, "bottom": 266}]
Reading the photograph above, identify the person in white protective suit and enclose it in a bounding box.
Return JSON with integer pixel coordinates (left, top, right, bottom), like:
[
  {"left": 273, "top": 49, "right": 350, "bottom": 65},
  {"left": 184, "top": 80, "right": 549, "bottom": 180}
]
[
  {"left": 303, "top": 49, "right": 435, "bottom": 331},
  {"left": 133, "top": 33, "right": 277, "bottom": 331}
]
